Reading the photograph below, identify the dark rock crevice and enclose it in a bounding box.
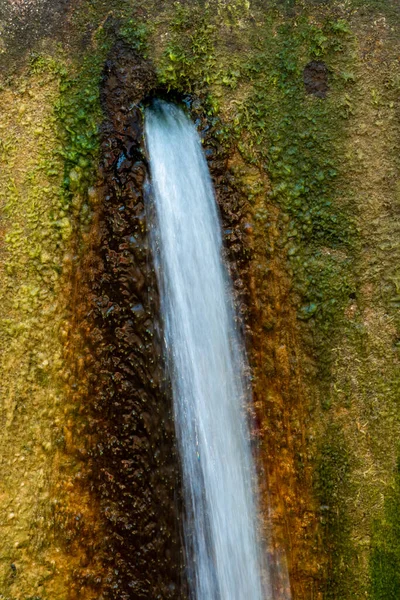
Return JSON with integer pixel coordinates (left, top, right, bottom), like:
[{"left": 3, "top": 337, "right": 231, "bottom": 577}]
[
  {"left": 70, "top": 42, "right": 186, "bottom": 599},
  {"left": 303, "top": 60, "right": 329, "bottom": 98}
]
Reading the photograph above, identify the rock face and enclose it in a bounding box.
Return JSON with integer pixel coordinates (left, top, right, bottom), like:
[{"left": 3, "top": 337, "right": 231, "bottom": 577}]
[
  {"left": 0, "top": 0, "right": 71, "bottom": 63},
  {"left": 68, "top": 43, "right": 185, "bottom": 598},
  {"left": 0, "top": 1, "right": 400, "bottom": 600}
]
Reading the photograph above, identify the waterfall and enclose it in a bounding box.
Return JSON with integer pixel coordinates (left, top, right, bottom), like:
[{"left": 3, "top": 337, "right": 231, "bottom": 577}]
[{"left": 145, "top": 101, "right": 266, "bottom": 600}]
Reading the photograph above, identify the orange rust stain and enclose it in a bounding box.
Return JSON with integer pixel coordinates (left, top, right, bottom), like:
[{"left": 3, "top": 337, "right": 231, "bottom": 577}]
[
  {"left": 247, "top": 182, "right": 324, "bottom": 600},
  {"left": 47, "top": 206, "right": 109, "bottom": 599}
]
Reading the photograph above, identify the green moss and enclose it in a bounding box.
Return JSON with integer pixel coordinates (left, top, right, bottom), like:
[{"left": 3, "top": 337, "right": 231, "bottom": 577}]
[
  {"left": 46, "top": 18, "right": 150, "bottom": 227},
  {"left": 235, "top": 15, "right": 357, "bottom": 342},
  {"left": 54, "top": 60, "right": 102, "bottom": 211},
  {"left": 314, "top": 424, "right": 352, "bottom": 599},
  {"left": 214, "top": 0, "right": 250, "bottom": 26},
  {"left": 19, "top": 47, "right": 103, "bottom": 237},
  {"left": 158, "top": 3, "right": 217, "bottom": 92},
  {"left": 370, "top": 459, "right": 400, "bottom": 599},
  {"left": 119, "top": 20, "right": 149, "bottom": 54}
]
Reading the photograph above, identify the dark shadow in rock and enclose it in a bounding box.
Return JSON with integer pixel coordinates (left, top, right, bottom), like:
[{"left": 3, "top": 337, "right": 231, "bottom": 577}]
[
  {"left": 69, "top": 41, "right": 186, "bottom": 600},
  {"left": 303, "top": 60, "right": 329, "bottom": 99}
]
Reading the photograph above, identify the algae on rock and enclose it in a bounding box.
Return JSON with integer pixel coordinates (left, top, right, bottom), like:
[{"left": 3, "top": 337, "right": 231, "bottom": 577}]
[{"left": 0, "top": 1, "right": 399, "bottom": 599}]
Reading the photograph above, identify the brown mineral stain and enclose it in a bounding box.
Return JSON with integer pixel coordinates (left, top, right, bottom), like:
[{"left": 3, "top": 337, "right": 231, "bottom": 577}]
[{"left": 229, "top": 156, "right": 323, "bottom": 600}]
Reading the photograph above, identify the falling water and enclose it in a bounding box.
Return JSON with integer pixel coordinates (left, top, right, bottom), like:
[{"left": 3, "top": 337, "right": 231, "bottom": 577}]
[{"left": 145, "top": 101, "right": 265, "bottom": 600}]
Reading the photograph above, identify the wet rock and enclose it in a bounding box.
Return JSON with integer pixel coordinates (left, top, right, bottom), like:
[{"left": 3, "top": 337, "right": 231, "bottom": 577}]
[{"left": 73, "top": 45, "right": 184, "bottom": 599}]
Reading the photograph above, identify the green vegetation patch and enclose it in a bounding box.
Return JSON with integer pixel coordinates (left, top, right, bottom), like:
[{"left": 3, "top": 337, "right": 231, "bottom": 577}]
[
  {"left": 236, "top": 16, "right": 357, "bottom": 338},
  {"left": 370, "top": 458, "right": 400, "bottom": 600},
  {"left": 29, "top": 14, "right": 151, "bottom": 234},
  {"left": 158, "top": 3, "right": 217, "bottom": 93},
  {"left": 52, "top": 55, "right": 102, "bottom": 221},
  {"left": 314, "top": 424, "right": 352, "bottom": 599}
]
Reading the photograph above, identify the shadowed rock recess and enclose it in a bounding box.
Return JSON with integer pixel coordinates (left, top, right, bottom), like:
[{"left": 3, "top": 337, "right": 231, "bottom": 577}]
[{"left": 70, "top": 43, "right": 186, "bottom": 598}]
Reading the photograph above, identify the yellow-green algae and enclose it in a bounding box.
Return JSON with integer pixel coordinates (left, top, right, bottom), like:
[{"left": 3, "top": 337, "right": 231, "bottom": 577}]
[
  {"left": 0, "top": 53, "right": 73, "bottom": 598},
  {"left": 0, "top": 20, "right": 108, "bottom": 599},
  {"left": 370, "top": 457, "right": 400, "bottom": 599},
  {"left": 0, "top": 0, "right": 399, "bottom": 598}
]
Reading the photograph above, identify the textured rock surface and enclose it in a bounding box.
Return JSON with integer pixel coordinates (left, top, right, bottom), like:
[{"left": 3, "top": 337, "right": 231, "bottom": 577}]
[
  {"left": 66, "top": 43, "right": 184, "bottom": 598},
  {"left": 0, "top": 2, "right": 400, "bottom": 600}
]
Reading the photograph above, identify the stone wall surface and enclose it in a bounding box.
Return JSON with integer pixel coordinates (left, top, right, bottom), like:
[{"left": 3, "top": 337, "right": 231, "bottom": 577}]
[{"left": 0, "top": 1, "right": 399, "bottom": 599}]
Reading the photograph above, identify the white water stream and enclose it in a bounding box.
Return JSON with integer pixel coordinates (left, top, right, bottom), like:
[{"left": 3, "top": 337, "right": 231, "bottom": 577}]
[{"left": 145, "top": 101, "right": 266, "bottom": 600}]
